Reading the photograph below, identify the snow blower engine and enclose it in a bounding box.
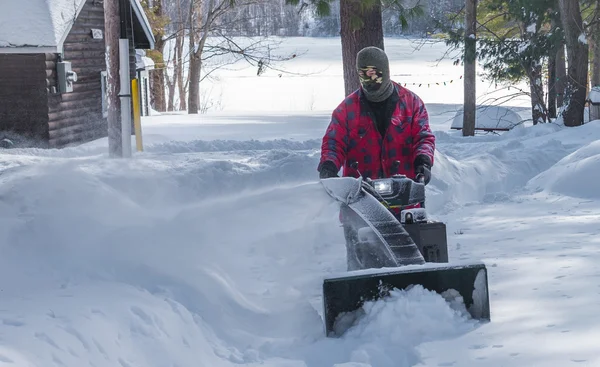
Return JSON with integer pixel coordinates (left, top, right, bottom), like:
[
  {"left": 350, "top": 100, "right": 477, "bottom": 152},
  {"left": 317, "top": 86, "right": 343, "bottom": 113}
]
[{"left": 362, "top": 174, "right": 449, "bottom": 263}]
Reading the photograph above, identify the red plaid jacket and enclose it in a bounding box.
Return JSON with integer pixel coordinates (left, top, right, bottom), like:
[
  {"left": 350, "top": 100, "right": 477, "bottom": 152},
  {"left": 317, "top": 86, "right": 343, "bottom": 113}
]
[{"left": 319, "top": 82, "right": 435, "bottom": 180}]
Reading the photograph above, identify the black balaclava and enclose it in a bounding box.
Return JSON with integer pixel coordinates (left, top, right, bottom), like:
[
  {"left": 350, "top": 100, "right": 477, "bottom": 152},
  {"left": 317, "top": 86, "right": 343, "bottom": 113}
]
[{"left": 356, "top": 46, "right": 394, "bottom": 102}]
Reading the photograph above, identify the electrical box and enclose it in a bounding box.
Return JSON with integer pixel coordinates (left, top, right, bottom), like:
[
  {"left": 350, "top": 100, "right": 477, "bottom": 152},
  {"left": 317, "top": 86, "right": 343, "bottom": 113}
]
[{"left": 57, "top": 61, "right": 78, "bottom": 93}]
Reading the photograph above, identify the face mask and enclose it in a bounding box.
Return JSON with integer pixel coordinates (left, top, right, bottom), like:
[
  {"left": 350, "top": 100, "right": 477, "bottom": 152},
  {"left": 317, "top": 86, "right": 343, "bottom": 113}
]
[{"left": 358, "top": 66, "right": 384, "bottom": 92}]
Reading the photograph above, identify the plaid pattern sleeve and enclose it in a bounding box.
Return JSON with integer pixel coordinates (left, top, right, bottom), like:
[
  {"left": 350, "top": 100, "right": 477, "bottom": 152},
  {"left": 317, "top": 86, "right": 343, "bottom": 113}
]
[
  {"left": 319, "top": 104, "right": 348, "bottom": 171},
  {"left": 410, "top": 93, "right": 436, "bottom": 166}
]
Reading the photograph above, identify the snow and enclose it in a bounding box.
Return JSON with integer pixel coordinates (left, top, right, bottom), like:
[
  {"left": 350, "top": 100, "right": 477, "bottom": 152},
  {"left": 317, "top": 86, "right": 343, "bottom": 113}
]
[
  {"left": 589, "top": 86, "right": 600, "bottom": 104},
  {"left": 136, "top": 50, "right": 155, "bottom": 71},
  {"left": 0, "top": 0, "right": 85, "bottom": 50},
  {"left": 450, "top": 105, "right": 524, "bottom": 131},
  {"left": 2, "top": 36, "right": 600, "bottom": 367},
  {"left": 528, "top": 138, "right": 600, "bottom": 199},
  {"left": 320, "top": 176, "right": 363, "bottom": 204}
]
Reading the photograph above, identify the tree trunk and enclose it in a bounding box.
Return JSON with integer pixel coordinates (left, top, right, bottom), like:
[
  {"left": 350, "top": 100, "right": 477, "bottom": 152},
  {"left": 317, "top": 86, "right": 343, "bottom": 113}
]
[
  {"left": 165, "top": 40, "right": 175, "bottom": 112},
  {"left": 176, "top": 35, "right": 186, "bottom": 110},
  {"left": 462, "top": 0, "right": 477, "bottom": 136},
  {"left": 162, "top": 39, "right": 177, "bottom": 111},
  {"left": 555, "top": 43, "right": 566, "bottom": 109},
  {"left": 558, "top": 0, "right": 589, "bottom": 127},
  {"left": 165, "top": 46, "right": 175, "bottom": 111},
  {"left": 339, "top": 0, "right": 385, "bottom": 97},
  {"left": 150, "top": 61, "right": 166, "bottom": 112},
  {"left": 188, "top": 54, "right": 201, "bottom": 114},
  {"left": 187, "top": 0, "right": 208, "bottom": 114},
  {"left": 176, "top": 0, "right": 187, "bottom": 111},
  {"left": 548, "top": 50, "right": 557, "bottom": 119},
  {"left": 547, "top": 13, "right": 560, "bottom": 119},
  {"left": 529, "top": 61, "right": 546, "bottom": 124},
  {"left": 104, "top": 0, "right": 122, "bottom": 157},
  {"left": 148, "top": 0, "right": 166, "bottom": 112},
  {"left": 590, "top": 21, "right": 600, "bottom": 87}
]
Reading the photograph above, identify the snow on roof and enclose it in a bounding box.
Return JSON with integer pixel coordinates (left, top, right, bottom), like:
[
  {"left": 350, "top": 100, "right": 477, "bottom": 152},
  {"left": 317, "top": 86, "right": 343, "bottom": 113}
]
[
  {"left": 0, "top": 0, "right": 154, "bottom": 53},
  {"left": 451, "top": 105, "right": 524, "bottom": 131},
  {"left": 0, "top": 0, "right": 86, "bottom": 52}
]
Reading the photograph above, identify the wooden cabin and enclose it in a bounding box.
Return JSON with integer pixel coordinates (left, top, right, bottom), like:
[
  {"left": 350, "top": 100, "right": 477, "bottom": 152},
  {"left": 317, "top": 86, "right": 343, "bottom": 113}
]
[{"left": 0, "top": 0, "right": 155, "bottom": 148}]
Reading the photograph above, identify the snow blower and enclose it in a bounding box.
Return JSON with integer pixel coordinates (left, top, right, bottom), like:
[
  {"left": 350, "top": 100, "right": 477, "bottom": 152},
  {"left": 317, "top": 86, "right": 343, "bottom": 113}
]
[{"left": 320, "top": 175, "right": 490, "bottom": 337}]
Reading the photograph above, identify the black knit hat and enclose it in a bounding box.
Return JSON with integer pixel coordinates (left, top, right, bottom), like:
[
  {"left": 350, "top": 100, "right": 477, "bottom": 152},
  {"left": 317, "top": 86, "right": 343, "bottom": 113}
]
[{"left": 356, "top": 46, "right": 394, "bottom": 102}]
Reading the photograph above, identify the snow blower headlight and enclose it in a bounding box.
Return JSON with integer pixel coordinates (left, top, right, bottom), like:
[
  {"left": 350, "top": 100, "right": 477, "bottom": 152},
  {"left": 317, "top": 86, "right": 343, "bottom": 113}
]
[{"left": 373, "top": 179, "right": 393, "bottom": 195}]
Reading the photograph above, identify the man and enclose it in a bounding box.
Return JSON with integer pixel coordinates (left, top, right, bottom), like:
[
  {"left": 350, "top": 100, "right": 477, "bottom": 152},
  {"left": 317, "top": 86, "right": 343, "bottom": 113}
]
[
  {"left": 317, "top": 46, "right": 436, "bottom": 271},
  {"left": 318, "top": 46, "right": 435, "bottom": 185}
]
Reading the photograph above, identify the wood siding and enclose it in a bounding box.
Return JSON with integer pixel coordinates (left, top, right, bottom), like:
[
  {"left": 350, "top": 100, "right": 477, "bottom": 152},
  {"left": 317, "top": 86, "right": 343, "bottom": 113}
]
[
  {"left": 0, "top": 54, "right": 50, "bottom": 147},
  {"left": 47, "top": 0, "right": 107, "bottom": 148}
]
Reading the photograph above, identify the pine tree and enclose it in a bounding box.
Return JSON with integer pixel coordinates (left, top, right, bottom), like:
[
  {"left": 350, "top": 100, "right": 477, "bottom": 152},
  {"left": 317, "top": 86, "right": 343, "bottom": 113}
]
[{"left": 444, "top": 0, "right": 564, "bottom": 124}]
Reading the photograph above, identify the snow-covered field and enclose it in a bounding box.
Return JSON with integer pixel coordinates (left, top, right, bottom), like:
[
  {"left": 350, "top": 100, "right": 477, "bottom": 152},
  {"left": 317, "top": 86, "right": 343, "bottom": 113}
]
[
  {"left": 184, "top": 36, "right": 532, "bottom": 112},
  {"left": 1, "top": 37, "right": 600, "bottom": 367}
]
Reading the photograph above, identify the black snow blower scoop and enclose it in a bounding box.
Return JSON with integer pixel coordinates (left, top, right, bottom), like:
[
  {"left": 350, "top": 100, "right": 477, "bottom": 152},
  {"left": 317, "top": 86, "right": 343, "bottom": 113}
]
[{"left": 320, "top": 175, "right": 490, "bottom": 337}]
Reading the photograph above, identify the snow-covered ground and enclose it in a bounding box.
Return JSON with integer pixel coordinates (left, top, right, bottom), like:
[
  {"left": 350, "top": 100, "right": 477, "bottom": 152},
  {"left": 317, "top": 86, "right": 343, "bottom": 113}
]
[{"left": 2, "top": 37, "right": 600, "bottom": 367}]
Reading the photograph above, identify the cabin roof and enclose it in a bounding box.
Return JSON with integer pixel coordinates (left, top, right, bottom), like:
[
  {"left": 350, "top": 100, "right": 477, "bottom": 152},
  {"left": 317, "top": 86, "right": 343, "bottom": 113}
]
[{"left": 0, "top": 0, "right": 155, "bottom": 54}]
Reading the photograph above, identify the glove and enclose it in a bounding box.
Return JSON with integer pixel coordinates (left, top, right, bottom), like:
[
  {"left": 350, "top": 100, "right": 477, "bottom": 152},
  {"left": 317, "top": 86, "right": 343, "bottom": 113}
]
[
  {"left": 318, "top": 160, "right": 339, "bottom": 179},
  {"left": 414, "top": 155, "right": 432, "bottom": 185}
]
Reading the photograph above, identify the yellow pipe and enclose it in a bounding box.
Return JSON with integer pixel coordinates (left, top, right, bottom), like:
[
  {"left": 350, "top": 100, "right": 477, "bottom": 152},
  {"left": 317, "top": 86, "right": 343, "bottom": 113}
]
[{"left": 131, "top": 78, "right": 144, "bottom": 152}]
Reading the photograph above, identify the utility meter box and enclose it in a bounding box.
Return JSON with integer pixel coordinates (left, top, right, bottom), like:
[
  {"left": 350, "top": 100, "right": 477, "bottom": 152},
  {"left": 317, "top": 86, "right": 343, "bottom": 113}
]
[{"left": 57, "top": 61, "right": 78, "bottom": 93}]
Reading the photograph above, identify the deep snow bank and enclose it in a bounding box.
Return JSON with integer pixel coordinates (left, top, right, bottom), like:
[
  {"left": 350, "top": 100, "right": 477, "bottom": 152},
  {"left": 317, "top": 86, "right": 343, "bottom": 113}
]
[
  {"left": 426, "top": 120, "right": 600, "bottom": 213},
  {"left": 144, "top": 138, "right": 322, "bottom": 154},
  {"left": 131, "top": 121, "right": 600, "bottom": 215},
  {"left": 527, "top": 138, "right": 600, "bottom": 199},
  {"left": 3, "top": 117, "right": 598, "bottom": 216}
]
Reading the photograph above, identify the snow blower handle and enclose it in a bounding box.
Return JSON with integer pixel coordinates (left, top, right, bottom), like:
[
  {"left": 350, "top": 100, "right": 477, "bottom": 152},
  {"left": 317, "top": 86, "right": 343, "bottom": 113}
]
[
  {"left": 414, "top": 174, "right": 426, "bottom": 208},
  {"left": 415, "top": 173, "right": 425, "bottom": 184}
]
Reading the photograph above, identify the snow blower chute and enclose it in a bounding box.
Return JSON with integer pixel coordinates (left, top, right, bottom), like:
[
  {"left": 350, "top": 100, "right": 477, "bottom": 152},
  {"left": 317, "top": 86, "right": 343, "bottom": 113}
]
[{"left": 320, "top": 175, "right": 490, "bottom": 337}]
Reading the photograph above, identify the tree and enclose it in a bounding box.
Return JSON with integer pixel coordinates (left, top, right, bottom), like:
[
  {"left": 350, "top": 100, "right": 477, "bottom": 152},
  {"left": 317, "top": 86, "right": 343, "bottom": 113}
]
[
  {"left": 340, "top": 0, "right": 384, "bottom": 95},
  {"left": 582, "top": 0, "right": 600, "bottom": 88},
  {"left": 104, "top": 0, "right": 122, "bottom": 156},
  {"left": 141, "top": 0, "right": 170, "bottom": 112},
  {"left": 463, "top": 0, "right": 476, "bottom": 136},
  {"left": 547, "top": 5, "right": 567, "bottom": 119},
  {"left": 558, "top": 0, "right": 588, "bottom": 126},
  {"left": 589, "top": 19, "right": 600, "bottom": 88},
  {"left": 444, "top": 0, "right": 564, "bottom": 125},
  {"left": 174, "top": 0, "right": 187, "bottom": 111},
  {"left": 286, "top": 0, "right": 425, "bottom": 96},
  {"left": 142, "top": 0, "right": 194, "bottom": 112},
  {"left": 186, "top": 0, "right": 298, "bottom": 114}
]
